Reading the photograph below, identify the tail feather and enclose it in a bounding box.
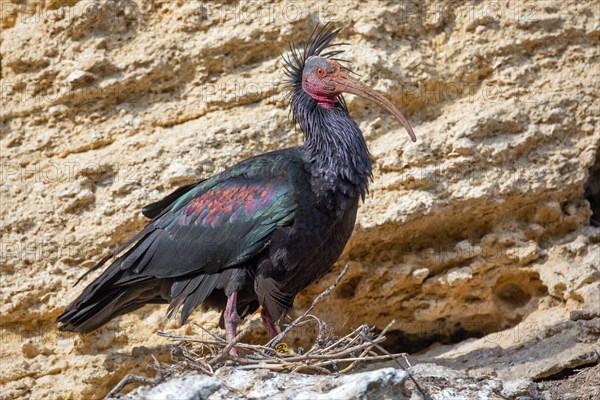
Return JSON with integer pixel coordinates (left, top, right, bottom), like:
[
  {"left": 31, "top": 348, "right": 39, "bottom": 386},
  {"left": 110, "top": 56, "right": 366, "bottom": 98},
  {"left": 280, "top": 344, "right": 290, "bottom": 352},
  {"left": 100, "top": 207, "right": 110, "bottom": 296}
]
[
  {"left": 57, "top": 256, "right": 225, "bottom": 333},
  {"left": 166, "top": 274, "right": 221, "bottom": 324},
  {"left": 57, "top": 229, "right": 169, "bottom": 332},
  {"left": 180, "top": 274, "right": 220, "bottom": 324},
  {"left": 58, "top": 287, "right": 129, "bottom": 332},
  {"left": 56, "top": 261, "right": 169, "bottom": 332}
]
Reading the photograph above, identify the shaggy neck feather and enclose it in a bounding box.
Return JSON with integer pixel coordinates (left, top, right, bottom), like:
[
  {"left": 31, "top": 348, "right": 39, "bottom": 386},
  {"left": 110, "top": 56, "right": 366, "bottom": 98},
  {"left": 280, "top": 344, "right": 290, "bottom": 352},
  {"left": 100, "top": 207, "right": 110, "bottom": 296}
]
[{"left": 292, "top": 91, "right": 372, "bottom": 199}]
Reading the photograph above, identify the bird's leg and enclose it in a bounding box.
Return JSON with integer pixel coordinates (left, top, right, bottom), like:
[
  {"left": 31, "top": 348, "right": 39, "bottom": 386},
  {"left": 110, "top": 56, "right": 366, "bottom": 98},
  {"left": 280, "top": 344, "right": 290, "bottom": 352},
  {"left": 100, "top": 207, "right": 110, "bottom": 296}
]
[
  {"left": 224, "top": 291, "right": 240, "bottom": 356},
  {"left": 261, "top": 309, "right": 279, "bottom": 339}
]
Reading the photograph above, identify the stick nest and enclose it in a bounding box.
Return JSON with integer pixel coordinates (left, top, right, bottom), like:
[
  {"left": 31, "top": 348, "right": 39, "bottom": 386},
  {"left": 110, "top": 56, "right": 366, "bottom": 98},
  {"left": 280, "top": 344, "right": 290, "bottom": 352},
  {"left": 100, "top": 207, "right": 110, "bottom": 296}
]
[{"left": 107, "top": 265, "right": 417, "bottom": 398}]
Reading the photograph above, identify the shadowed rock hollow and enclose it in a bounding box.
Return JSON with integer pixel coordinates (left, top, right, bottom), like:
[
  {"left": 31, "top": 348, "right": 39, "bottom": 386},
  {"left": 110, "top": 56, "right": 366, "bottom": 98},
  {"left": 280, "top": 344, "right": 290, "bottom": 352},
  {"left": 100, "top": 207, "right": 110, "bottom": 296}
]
[{"left": 1, "top": 1, "right": 598, "bottom": 399}]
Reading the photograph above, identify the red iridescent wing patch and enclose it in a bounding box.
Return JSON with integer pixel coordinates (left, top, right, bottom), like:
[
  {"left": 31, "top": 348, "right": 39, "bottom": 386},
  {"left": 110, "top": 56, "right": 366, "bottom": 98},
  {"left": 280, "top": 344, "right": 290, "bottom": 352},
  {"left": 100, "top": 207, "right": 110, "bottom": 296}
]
[{"left": 178, "top": 182, "right": 286, "bottom": 228}]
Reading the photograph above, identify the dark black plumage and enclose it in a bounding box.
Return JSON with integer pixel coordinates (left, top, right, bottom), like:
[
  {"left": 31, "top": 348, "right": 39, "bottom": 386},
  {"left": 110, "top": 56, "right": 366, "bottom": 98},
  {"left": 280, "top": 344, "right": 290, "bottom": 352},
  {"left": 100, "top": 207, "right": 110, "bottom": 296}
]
[{"left": 56, "top": 25, "right": 415, "bottom": 351}]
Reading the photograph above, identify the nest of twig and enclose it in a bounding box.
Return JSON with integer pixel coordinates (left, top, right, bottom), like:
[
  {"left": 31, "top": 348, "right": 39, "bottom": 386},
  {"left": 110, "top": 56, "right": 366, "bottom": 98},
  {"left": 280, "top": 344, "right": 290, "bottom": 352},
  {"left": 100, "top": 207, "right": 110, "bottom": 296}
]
[
  {"left": 153, "top": 265, "right": 408, "bottom": 375},
  {"left": 157, "top": 316, "right": 404, "bottom": 375},
  {"left": 107, "top": 265, "right": 419, "bottom": 398}
]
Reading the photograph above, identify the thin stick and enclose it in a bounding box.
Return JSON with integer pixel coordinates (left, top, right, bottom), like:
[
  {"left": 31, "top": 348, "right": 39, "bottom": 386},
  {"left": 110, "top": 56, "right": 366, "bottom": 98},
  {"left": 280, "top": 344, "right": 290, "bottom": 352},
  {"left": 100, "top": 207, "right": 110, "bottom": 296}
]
[
  {"left": 317, "top": 325, "right": 364, "bottom": 354},
  {"left": 193, "top": 322, "right": 228, "bottom": 343},
  {"left": 157, "top": 331, "right": 223, "bottom": 343},
  {"left": 364, "top": 339, "right": 431, "bottom": 400},
  {"left": 233, "top": 353, "right": 404, "bottom": 371},
  {"left": 339, "top": 320, "right": 395, "bottom": 373},
  {"left": 314, "top": 353, "right": 405, "bottom": 366},
  {"left": 105, "top": 374, "right": 155, "bottom": 399},
  {"left": 266, "top": 264, "right": 349, "bottom": 347},
  {"left": 209, "top": 321, "right": 255, "bottom": 366}
]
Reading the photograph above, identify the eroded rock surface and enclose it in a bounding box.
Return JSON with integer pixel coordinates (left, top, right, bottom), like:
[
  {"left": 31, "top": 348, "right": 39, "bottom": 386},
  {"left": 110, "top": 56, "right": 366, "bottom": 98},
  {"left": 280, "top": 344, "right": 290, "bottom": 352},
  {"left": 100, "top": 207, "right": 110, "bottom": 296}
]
[
  {"left": 126, "top": 367, "right": 410, "bottom": 400},
  {"left": 1, "top": 1, "right": 599, "bottom": 399}
]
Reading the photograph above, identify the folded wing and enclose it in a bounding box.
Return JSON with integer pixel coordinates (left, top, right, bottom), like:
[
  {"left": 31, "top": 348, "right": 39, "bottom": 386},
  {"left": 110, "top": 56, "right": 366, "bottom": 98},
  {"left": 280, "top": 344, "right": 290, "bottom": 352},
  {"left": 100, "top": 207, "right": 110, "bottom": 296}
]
[{"left": 57, "top": 174, "right": 297, "bottom": 332}]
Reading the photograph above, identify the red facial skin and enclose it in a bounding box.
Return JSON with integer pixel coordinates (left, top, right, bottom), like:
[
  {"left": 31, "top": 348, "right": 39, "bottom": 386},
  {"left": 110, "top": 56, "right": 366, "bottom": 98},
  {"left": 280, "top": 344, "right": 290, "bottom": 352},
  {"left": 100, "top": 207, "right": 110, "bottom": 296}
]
[{"left": 302, "top": 58, "right": 343, "bottom": 109}]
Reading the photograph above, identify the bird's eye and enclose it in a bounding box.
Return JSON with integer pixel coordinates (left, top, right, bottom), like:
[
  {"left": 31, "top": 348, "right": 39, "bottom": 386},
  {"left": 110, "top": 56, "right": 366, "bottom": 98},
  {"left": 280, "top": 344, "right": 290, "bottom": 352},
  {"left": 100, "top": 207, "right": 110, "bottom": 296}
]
[{"left": 316, "top": 68, "right": 325, "bottom": 77}]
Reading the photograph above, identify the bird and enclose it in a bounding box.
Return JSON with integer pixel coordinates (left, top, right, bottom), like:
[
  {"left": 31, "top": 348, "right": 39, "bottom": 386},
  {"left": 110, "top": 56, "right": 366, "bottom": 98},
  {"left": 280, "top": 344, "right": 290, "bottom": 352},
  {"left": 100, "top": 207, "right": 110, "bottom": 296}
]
[{"left": 56, "top": 24, "right": 416, "bottom": 354}]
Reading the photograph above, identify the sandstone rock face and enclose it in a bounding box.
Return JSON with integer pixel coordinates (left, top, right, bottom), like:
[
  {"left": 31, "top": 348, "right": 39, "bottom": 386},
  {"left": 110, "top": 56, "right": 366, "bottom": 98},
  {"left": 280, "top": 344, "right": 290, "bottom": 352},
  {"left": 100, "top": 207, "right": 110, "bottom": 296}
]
[{"left": 1, "top": 1, "right": 599, "bottom": 399}]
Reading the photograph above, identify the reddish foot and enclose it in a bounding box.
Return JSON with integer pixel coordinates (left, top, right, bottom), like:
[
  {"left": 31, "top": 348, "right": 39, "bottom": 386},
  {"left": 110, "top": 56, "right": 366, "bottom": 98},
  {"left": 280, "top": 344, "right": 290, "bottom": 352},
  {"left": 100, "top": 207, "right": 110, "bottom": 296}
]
[
  {"left": 224, "top": 291, "right": 240, "bottom": 357},
  {"left": 261, "top": 309, "right": 279, "bottom": 339}
]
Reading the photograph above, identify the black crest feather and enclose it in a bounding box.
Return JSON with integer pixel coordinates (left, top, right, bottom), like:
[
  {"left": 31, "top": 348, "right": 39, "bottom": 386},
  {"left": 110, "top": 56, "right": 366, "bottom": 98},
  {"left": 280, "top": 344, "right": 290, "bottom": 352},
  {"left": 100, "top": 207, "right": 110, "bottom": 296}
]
[
  {"left": 282, "top": 23, "right": 350, "bottom": 123},
  {"left": 282, "top": 23, "right": 346, "bottom": 90}
]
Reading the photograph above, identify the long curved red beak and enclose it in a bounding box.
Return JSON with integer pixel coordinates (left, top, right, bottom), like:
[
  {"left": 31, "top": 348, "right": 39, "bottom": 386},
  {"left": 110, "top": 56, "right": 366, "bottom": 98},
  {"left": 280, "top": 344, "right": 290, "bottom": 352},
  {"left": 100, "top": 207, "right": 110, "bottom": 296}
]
[{"left": 332, "top": 72, "right": 416, "bottom": 142}]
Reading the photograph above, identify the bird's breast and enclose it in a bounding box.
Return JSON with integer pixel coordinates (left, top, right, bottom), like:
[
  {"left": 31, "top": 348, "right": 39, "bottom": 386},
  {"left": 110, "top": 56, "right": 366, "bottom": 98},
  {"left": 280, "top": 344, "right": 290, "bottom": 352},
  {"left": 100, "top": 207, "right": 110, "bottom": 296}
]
[{"left": 264, "top": 195, "right": 359, "bottom": 289}]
